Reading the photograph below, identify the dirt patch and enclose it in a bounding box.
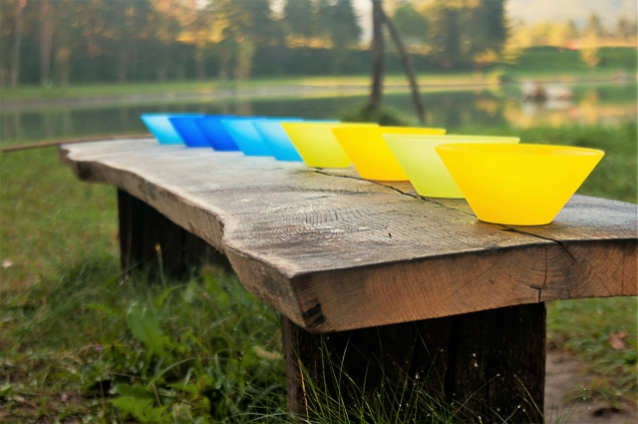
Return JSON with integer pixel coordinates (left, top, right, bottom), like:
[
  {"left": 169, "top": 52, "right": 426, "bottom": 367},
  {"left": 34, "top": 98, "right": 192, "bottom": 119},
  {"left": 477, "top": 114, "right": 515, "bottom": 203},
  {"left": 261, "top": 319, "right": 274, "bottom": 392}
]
[{"left": 545, "top": 349, "right": 637, "bottom": 424}]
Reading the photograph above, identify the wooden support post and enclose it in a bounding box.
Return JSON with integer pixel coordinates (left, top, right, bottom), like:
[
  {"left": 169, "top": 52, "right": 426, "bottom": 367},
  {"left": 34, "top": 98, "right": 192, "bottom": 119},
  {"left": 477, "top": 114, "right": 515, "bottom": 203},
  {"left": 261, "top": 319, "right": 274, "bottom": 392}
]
[
  {"left": 117, "top": 189, "right": 228, "bottom": 280},
  {"left": 282, "top": 303, "right": 545, "bottom": 423}
]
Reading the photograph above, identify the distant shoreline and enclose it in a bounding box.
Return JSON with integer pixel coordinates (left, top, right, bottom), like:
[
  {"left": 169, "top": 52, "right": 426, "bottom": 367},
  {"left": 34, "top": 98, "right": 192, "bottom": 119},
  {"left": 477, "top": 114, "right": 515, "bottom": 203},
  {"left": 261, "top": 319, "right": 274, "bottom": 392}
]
[{"left": 1, "top": 74, "right": 629, "bottom": 112}]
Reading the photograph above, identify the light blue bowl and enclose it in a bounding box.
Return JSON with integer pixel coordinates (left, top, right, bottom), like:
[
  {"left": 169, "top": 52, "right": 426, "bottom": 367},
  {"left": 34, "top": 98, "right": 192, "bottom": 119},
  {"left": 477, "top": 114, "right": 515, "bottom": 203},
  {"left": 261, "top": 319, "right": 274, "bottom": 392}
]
[
  {"left": 195, "top": 116, "right": 252, "bottom": 151},
  {"left": 169, "top": 115, "right": 212, "bottom": 147},
  {"left": 222, "top": 118, "right": 302, "bottom": 156},
  {"left": 141, "top": 114, "right": 202, "bottom": 144},
  {"left": 254, "top": 120, "right": 340, "bottom": 161}
]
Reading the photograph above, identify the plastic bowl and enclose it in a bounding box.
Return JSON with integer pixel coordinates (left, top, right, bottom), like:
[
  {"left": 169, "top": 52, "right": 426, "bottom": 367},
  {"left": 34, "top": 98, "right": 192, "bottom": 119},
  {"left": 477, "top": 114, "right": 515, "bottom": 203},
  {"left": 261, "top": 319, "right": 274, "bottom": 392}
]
[
  {"left": 141, "top": 114, "right": 202, "bottom": 144},
  {"left": 282, "top": 122, "right": 379, "bottom": 168},
  {"left": 384, "top": 135, "right": 520, "bottom": 198},
  {"left": 254, "top": 120, "right": 340, "bottom": 161},
  {"left": 169, "top": 116, "right": 213, "bottom": 147},
  {"left": 223, "top": 118, "right": 302, "bottom": 156},
  {"left": 435, "top": 143, "right": 604, "bottom": 226},
  {"left": 332, "top": 126, "right": 446, "bottom": 181},
  {"left": 194, "top": 116, "right": 245, "bottom": 151}
]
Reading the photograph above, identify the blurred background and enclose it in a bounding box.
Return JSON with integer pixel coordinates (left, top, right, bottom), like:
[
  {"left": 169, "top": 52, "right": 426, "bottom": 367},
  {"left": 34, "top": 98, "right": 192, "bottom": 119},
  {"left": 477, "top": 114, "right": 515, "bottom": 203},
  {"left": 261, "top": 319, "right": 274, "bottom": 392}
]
[{"left": 0, "top": 0, "right": 636, "bottom": 143}]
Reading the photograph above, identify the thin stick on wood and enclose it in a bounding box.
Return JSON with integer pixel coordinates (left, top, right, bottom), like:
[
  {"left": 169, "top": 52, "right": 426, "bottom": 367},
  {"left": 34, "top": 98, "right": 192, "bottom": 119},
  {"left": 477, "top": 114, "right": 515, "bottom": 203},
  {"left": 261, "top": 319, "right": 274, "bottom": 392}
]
[{"left": 1, "top": 134, "right": 152, "bottom": 153}]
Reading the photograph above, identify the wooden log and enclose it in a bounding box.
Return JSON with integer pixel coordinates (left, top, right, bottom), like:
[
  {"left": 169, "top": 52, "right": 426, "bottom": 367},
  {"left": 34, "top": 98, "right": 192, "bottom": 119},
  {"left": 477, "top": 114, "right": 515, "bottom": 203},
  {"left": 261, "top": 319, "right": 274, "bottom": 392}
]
[
  {"left": 282, "top": 303, "right": 546, "bottom": 424},
  {"left": 117, "top": 188, "right": 228, "bottom": 280},
  {"left": 59, "top": 140, "right": 638, "bottom": 332}
]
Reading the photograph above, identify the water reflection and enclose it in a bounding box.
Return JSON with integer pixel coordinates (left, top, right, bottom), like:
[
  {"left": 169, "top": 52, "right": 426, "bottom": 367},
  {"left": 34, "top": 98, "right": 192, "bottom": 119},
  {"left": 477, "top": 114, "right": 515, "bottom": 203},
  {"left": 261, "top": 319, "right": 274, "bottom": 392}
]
[{"left": 1, "top": 82, "right": 635, "bottom": 145}]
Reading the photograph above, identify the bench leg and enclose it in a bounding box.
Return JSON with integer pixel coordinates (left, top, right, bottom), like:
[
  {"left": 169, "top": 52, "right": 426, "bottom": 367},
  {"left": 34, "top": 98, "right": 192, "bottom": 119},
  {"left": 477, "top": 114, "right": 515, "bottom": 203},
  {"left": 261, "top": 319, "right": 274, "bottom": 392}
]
[
  {"left": 117, "top": 189, "right": 227, "bottom": 280},
  {"left": 282, "top": 303, "right": 545, "bottom": 423}
]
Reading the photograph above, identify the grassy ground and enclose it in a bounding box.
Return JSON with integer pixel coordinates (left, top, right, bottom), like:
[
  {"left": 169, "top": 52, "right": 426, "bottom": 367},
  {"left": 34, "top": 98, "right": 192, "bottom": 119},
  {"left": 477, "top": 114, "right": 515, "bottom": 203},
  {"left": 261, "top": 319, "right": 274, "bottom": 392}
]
[
  {"left": 0, "top": 68, "right": 623, "bottom": 104},
  {"left": 1, "top": 121, "right": 636, "bottom": 423}
]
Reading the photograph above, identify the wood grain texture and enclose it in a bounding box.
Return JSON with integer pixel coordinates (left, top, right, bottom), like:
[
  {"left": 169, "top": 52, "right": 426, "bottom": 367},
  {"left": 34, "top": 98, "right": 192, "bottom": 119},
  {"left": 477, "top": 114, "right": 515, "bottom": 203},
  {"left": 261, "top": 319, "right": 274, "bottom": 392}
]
[
  {"left": 282, "top": 303, "right": 546, "bottom": 423},
  {"left": 59, "top": 139, "right": 638, "bottom": 333}
]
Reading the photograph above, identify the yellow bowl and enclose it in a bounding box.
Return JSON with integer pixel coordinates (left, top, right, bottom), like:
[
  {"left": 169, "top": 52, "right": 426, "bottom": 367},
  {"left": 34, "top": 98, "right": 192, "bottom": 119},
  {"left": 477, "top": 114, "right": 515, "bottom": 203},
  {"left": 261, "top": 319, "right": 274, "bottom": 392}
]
[
  {"left": 282, "top": 122, "right": 379, "bottom": 168},
  {"left": 435, "top": 143, "right": 604, "bottom": 226},
  {"left": 332, "top": 126, "right": 446, "bottom": 181},
  {"left": 383, "top": 135, "right": 520, "bottom": 198}
]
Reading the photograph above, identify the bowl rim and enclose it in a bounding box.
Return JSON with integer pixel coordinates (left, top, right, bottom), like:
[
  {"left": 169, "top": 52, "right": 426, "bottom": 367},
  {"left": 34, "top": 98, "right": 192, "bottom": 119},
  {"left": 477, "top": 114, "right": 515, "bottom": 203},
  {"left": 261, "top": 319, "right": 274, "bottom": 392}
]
[
  {"left": 333, "top": 125, "right": 447, "bottom": 133},
  {"left": 435, "top": 143, "right": 605, "bottom": 157},
  {"left": 282, "top": 122, "right": 378, "bottom": 129},
  {"left": 383, "top": 134, "right": 520, "bottom": 142}
]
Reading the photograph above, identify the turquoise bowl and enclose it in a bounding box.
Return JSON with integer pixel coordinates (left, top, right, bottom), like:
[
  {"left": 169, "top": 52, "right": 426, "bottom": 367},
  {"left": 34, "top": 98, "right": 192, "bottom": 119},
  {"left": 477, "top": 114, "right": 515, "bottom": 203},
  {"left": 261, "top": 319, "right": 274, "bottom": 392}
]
[{"left": 141, "top": 113, "right": 202, "bottom": 144}]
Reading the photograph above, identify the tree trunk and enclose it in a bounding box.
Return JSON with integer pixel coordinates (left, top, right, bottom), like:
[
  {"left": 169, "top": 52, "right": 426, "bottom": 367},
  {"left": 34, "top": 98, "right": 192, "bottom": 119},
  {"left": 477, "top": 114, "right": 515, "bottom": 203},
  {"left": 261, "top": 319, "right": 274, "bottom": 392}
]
[
  {"left": 55, "top": 47, "right": 71, "bottom": 87},
  {"left": 117, "top": 49, "right": 127, "bottom": 83},
  {"left": 40, "top": 0, "right": 54, "bottom": 86},
  {"left": 156, "top": 68, "right": 167, "bottom": 82},
  {"left": 234, "top": 40, "right": 255, "bottom": 81},
  {"left": 176, "top": 65, "right": 185, "bottom": 81},
  {"left": 219, "top": 52, "right": 230, "bottom": 81},
  {"left": 381, "top": 9, "right": 426, "bottom": 124},
  {"left": 196, "top": 47, "right": 205, "bottom": 81},
  {"left": 368, "top": 0, "right": 384, "bottom": 113},
  {"left": 10, "top": 0, "right": 25, "bottom": 88}
]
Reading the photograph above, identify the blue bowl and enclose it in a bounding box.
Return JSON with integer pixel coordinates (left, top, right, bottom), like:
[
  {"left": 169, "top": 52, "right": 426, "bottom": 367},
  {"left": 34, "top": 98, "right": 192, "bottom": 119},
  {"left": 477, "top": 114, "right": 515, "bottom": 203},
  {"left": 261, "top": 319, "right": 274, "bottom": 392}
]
[
  {"left": 141, "top": 114, "right": 201, "bottom": 144},
  {"left": 194, "top": 116, "right": 249, "bottom": 151},
  {"left": 223, "top": 118, "right": 302, "bottom": 156},
  {"left": 169, "top": 115, "right": 213, "bottom": 147},
  {"left": 254, "top": 120, "right": 340, "bottom": 161}
]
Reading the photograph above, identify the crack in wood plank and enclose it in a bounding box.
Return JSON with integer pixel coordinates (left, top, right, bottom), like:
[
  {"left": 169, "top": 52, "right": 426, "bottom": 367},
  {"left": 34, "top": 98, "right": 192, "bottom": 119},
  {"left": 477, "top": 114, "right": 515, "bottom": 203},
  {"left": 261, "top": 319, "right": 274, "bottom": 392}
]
[{"left": 313, "top": 169, "right": 477, "bottom": 217}]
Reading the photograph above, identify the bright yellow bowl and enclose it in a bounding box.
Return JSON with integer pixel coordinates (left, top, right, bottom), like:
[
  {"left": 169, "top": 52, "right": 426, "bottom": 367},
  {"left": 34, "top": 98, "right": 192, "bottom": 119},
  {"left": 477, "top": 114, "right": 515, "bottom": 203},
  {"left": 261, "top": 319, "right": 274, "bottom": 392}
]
[
  {"left": 435, "top": 143, "right": 604, "bottom": 226},
  {"left": 383, "top": 135, "right": 520, "bottom": 198},
  {"left": 332, "top": 126, "right": 446, "bottom": 181},
  {"left": 282, "top": 122, "right": 379, "bottom": 168}
]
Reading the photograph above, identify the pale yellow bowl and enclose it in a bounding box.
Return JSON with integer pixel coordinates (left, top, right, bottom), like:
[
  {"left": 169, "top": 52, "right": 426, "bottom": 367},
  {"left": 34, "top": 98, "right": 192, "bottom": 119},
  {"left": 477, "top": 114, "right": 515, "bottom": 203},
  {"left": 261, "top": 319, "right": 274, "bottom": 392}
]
[
  {"left": 332, "top": 126, "right": 446, "bottom": 181},
  {"left": 435, "top": 143, "right": 604, "bottom": 226},
  {"left": 383, "top": 135, "right": 520, "bottom": 198},
  {"left": 282, "top": 122, "right": 379, "bottom": 168}
]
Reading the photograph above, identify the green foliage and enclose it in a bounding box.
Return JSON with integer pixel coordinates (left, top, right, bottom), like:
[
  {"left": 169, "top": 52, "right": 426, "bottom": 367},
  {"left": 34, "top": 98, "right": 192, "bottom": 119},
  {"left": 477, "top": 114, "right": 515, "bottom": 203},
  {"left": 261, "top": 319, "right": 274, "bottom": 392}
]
[
  {"left": 513, "top": 46, "right": 585, "bottom": 69},
  {"left": 428, "top": 0, "right": 508, "bottom": 67},
  {"left": 547, "top": 297, "right": 638, "bottom": 406},
  {"left": 328, "top": 0, "right": 361, "bottom": 48},
  {"left": 340, "top": 104, "right": 412, "bottom": 126},
  {"left": 469, "top": 0, "right": 507, "bottom": 56},
  {"left": 112, "top": 385, "right": 170, "bottom": 423},
  {"left": 282, "top": 0, "right": 315, "bottom": 39},
  {"left": 0, "top": 260, "right": 287, "bottom": 422},
  {"left": 126, "top": 304, "right": 172, "bottom": 359},
  {"left": 392, "top": 1, "right": 430, "bottom": 46}
]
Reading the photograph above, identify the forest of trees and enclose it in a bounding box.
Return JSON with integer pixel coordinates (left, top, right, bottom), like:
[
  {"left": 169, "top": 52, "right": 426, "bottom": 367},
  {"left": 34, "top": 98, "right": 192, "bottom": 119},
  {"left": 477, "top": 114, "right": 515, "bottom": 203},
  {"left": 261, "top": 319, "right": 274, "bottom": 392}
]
[{"left": 0, "top": 0, "right": 635, "bottom": 88}]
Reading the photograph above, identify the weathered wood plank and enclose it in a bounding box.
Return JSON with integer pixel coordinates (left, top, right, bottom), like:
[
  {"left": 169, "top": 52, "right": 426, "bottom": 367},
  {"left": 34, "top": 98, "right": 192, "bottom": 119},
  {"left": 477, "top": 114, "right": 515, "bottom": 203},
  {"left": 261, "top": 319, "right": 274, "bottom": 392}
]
[{"left": 59, "top": 139, "right": 638, "bottom": 333}]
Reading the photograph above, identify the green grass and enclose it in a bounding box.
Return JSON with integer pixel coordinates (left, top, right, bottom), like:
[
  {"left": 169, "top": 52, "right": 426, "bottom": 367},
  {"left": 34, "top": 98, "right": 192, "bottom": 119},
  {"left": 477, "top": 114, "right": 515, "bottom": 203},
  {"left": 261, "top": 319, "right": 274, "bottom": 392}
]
[
  {"left": 1, "top": 121, "right": 637, "bottom": 422},
  {"left": 547, "top": 297, "right": 638, "bottom": 407}
]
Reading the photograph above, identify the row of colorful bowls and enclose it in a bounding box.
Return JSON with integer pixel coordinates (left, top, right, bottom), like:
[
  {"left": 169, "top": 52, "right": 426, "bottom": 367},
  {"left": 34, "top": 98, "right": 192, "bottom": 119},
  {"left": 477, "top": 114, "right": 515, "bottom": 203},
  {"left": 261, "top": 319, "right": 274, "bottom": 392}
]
[{"left": 141, "top": 113, "right": 604, "bottom": 226}]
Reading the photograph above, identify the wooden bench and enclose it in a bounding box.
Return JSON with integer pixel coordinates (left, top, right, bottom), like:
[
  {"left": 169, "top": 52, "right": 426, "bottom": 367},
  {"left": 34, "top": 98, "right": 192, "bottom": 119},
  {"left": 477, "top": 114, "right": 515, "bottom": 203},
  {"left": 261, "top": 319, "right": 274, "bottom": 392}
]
[{"left": 59, "top": 138, "right": 637, "bottom": 423}]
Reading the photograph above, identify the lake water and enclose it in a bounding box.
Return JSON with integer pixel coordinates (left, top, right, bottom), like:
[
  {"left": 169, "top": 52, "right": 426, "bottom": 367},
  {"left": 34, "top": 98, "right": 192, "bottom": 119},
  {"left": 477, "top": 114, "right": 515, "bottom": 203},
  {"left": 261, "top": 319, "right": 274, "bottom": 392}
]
[{"left": 1, "top": 82, "right": 636, "bottom": 145}]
